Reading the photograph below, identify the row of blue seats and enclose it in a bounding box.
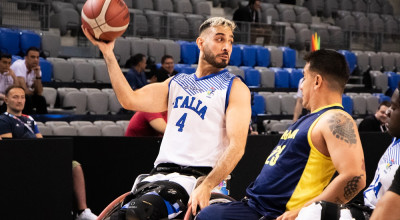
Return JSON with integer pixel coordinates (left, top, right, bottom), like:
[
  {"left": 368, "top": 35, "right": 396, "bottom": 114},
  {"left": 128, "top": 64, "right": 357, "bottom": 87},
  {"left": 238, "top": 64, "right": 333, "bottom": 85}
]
[
  {"left": 0, "top": 28, "right": 41, "bottom": 56},
  {"left": 178, "top": 40, "right": 297, "bottom": 68}
]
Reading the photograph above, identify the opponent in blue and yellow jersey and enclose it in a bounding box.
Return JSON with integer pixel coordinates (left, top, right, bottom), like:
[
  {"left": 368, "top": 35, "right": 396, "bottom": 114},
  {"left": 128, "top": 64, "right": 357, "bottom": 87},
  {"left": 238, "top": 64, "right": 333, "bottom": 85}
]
[{"left": 246, "top": 104, "right": 343, "bottom": 218}]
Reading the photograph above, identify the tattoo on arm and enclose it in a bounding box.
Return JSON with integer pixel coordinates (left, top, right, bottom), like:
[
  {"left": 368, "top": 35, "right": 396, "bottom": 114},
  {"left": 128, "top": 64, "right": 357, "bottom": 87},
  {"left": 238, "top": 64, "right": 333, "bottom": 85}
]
[
  {"left": 335, "top": 197, "right": 344, "bottom": 204},
  {"left": 344, "top": 175, "right": 364, "bottom": 200},
  {"left": 328, "top": 113, "right": 357, "bottom": 145}
]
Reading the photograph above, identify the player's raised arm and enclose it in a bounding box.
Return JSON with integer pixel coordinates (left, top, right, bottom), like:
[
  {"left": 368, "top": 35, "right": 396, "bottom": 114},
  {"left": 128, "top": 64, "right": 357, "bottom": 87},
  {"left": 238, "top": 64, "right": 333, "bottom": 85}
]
[{"left": 82, "top": 26, "right": 169, "bottom": 113}]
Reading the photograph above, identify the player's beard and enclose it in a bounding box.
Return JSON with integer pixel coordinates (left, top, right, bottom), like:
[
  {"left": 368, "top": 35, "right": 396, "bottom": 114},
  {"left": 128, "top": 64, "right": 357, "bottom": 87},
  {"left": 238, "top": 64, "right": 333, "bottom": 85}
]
[{"left": 203, "top": 45, "right": 229, "bottom": 69}]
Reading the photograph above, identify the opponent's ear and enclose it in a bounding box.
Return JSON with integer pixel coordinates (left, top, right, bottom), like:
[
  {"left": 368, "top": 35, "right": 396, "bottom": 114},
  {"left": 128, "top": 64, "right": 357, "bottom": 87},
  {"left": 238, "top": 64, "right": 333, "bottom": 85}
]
[{"left": 314, "top": 74, "right": 322, "bottom": 89}]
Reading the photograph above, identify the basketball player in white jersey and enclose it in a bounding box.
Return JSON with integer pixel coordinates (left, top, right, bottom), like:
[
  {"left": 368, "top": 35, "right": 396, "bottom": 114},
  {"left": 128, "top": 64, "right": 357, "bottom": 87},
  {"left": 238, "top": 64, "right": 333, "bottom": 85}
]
[{"left": 83, "top": 17, "right": 251, "bottom": 219}]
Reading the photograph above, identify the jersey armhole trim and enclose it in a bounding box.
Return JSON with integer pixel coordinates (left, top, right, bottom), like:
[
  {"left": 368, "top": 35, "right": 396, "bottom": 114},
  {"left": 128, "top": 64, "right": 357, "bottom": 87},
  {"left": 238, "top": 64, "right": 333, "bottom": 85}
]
[
  {"left": 225, "top": 76, "right": 238, "bottom": 112},
  {"left": 307, "top": 111, "right": 332, "bottom": 160}
]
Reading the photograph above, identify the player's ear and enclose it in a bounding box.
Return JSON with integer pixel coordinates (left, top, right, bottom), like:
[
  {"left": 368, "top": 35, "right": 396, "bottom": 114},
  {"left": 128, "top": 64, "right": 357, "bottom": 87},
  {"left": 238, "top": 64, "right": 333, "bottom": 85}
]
[
  {"left": 314, "top": 74, "right": 322, "bottom": 89},
  {"left": 196, "top": 37, "right": 204, "bottom": 50}
]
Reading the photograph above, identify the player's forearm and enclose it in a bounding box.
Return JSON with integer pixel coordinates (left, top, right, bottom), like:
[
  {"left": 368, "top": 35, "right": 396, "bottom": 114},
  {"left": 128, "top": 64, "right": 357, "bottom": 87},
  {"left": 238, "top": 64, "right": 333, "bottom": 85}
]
[
  {"left": 305, "top": 172, "right": 366, "bottom": 206},
  {"left": 201, "top": 140, "right": 246, "bottom": 190}
]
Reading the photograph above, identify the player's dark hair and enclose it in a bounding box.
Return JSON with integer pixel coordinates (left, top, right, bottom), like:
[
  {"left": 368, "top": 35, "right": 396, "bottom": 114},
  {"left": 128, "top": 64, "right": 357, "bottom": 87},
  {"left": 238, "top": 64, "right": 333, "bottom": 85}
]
[
  {"left": 5, "top": 85, "right": 25, "bottom": 96},
  {"left": 161, "top": 55, "right": 173, "bottom": 64},
  {"left": 304, "top": 49, "right": 349, "bottom": 92}
]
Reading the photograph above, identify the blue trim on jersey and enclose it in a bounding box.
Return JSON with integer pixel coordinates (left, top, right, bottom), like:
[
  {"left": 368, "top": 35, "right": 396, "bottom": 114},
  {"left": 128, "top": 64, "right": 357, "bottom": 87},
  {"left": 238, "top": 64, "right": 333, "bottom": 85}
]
[
  {"left": 225, "top": 76, "right": 237, "bottom": 112},
  {"left": 194, "top": 69, "right": 229, "bottom": 81}
]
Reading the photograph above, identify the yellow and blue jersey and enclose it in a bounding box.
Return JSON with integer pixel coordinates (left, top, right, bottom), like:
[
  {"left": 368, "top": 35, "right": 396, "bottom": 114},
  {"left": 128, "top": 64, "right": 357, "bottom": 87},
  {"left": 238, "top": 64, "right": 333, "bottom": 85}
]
[{"left": 246, "top": 104, "right": 344, "bottom": 218}]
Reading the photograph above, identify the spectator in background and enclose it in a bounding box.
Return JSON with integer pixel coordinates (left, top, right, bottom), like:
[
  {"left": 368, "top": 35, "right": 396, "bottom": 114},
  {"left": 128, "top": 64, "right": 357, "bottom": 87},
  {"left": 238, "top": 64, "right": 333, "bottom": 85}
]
[
  {"left": 125, "top": 53, "right": 148, "bottom": 90},
  {"left": 125, "top": 111, "right": 167, "bottom": 137},
  {"left": 10, "top": 47, "right": 47, "bottom": 114},
  {"left": 0, "top": 85, "right": 97, "bottom": 220},
  {"left": 0, "top": 53, "right": 17, "bottom": 113},
  {"left": 155, "top": 55, "right": 178, "bottom": 82},
  {"left": 232, "top": 0, "right": 261, "bottom": 23},
  {"left": 359, "top": 101, "right": 390, "bottom": 132}
]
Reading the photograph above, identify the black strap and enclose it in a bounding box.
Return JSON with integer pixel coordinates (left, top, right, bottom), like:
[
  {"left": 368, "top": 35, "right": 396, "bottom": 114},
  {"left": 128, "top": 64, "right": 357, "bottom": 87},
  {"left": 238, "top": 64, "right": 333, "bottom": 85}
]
[
  {"left": 151, "top": 163, "right": 212, "bottom": 178},
  {"left": 320, "top": 201, "right": 341, "bottom": 220}
]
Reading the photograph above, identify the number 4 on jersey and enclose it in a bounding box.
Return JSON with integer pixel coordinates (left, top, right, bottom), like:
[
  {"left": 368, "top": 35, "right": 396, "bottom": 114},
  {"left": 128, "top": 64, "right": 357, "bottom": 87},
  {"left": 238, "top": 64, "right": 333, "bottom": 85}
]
[{"left": 176, "top": 113, "right": 188, "bottom": 132}]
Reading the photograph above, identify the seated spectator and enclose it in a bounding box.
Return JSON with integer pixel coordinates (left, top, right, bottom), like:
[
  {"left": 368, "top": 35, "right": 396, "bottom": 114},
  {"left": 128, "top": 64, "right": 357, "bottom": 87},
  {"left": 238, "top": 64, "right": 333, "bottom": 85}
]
[
  {"left": 125, "top": 111, "right": 167, "bottom": 137},
  {"left": 155, "top": 55, "right": 178, "bottom": 82},
  {"left": 359, "top": 101, "right": 390, "bottom": 132},
  {"left": 0, "top": 85, "right": 97, "bottom": 220},
  {"left": 125, "top": 53, "right": 148, "bottom": 90},
  {"left": 0, "top": 53, "right": 17, "bottom": 113},
  {"left": 232, "top": 0, "right": 261, "bottom": 23},
  {"left": 10, "top": 47, "right": 47, "bottom": 114}
]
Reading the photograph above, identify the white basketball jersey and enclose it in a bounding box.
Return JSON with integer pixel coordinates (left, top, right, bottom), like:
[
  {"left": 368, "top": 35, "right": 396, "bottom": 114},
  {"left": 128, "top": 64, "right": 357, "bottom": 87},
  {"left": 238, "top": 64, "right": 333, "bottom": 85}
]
[
  {"left": 154, "top": 70, "right": 237, "bottom": 167},
  {"left": 364, "top": 138, "right": 400, "bottom": 209}
]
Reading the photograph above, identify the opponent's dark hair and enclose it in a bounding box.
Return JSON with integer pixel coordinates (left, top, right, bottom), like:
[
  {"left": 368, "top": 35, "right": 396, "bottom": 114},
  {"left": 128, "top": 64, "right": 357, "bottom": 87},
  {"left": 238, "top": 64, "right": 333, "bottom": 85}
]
[
  {"left": 248, "top": 0, "right": 260, "bottom": 6},
  {"left": 5, "top": 85, "right": 25, "bottom": 96},
  {"left": 161, "top": 55, "right": 174, "bottom": 64},
  {"left": 304, "top": 49, "right": 349, "bottom": 92}
]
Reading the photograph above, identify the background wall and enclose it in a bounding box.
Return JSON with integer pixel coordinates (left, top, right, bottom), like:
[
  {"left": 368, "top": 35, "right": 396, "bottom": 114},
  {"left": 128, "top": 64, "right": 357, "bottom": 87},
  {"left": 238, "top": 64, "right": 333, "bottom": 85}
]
[{"left": 0, "top": 133, "right": 393, "bottom": 217}]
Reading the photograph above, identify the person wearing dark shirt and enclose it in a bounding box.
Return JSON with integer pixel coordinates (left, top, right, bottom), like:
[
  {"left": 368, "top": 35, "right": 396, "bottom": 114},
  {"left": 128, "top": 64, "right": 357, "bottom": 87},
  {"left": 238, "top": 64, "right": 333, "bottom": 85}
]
[
  {"left": 359, "top": 101, "right": 390, "bottom": 132},
  {"left": 155, "top": 55, "right": 178, "bottom": 82},
  {"left": 125, "top": 111, "right": 167, "bottom": 137},
  {"left": 232, "top": 0, "right": 261, "bottom": 22},
  {"left": 125, "top": 53, "right": 147, "bottom": 90}
]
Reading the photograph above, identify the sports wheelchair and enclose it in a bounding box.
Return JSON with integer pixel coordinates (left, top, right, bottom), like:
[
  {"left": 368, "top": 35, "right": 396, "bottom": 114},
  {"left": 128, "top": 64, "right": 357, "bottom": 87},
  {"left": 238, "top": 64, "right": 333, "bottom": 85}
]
[{"left": 97, "top": 172, "right": 236, "bottom": 220}]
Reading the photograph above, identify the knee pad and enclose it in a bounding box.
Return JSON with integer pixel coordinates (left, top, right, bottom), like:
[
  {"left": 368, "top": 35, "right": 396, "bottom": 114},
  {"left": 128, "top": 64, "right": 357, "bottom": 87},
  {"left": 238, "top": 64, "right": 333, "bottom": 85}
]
[{"left": 125, "top": 194, "right": 168, "bottom": 220}]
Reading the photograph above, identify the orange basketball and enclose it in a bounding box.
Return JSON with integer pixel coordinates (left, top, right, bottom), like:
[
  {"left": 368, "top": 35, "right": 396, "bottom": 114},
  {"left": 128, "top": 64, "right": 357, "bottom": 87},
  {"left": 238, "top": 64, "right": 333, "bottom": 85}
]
[{"left": 81, "top": 0, "right": 130, "bottom": 41}]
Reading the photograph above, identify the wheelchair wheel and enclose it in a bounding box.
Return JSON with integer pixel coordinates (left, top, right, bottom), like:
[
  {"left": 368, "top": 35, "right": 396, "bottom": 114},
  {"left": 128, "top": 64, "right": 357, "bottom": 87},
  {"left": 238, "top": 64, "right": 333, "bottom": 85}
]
[
  {"left": 209, "top": 192, "right": 236, "bottom": 205},
  {"left": 97, "top": 192, "right": 131, "bottom": 220}
]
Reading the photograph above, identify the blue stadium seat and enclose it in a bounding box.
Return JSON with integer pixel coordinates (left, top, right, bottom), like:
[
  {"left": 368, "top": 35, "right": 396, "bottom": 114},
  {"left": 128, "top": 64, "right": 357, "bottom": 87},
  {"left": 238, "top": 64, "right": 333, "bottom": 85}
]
[
  {"left": 0, "top": 28, "right": 20, "bottom": 55},
  {"left": 385, "top": 71, "right": 400, "bottom": 94},
  {"left": 174, "top": 63, "right": 190, "bottom": 73},
  {"left": 271, "top": 68, "right": 289, "bottom": 88},
  {"left": 180, "top": 66, "right": 196, "bottom": 74},
  {"left": 19, "top": 30, "right": 41, "bottom": 55},
  {"left": 251, "top": 93, "right": 265, "bottom": 115},
  {"left": 240, "top": 66, "right": 252, "bottom": 72},
  {"left": 240, "top": 45, "right": 256, "bottom": 67},
  {"left": 280, "top": 47, "right": 296, "bottom": 68},
  {"left": 288, "top": 68, "right": 303, "bottom": 88},
  {"left": 342, "top": 95, "right": 353, "bottom": 115},
  {"left": 338, "top": 50, "right": 357, "bottom": 74},
  {"left": 373, "top": 93, "right": 391, "bottom": 103},
  {"left": 244, "top": 69, "right": 260, "bottom": 87},
  {"left": 253, "top": 45, "right": 270, "bottom": 67},
  {"left": 39, "top": 58, "right": 52, "bottom": 82},
  {"left": 178, "top": 41, "right": 197, "bottom": 65},
  {"left": 229, "top": 45, "right": 242, "bottom": 66}
]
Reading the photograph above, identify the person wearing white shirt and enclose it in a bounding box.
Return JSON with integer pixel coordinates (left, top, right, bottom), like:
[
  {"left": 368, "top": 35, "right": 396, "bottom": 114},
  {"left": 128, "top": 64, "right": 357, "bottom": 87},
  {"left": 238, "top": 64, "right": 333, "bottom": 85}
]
[{"left": 10, "top": 47, "right": 47, "bottom": 114}]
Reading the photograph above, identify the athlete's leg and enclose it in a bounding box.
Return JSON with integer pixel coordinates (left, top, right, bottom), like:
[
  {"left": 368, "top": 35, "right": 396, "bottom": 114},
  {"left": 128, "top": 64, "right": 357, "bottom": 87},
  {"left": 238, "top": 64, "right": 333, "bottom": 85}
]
[{"left": 196, "top": 201, "right": 261, "bottom": 220}]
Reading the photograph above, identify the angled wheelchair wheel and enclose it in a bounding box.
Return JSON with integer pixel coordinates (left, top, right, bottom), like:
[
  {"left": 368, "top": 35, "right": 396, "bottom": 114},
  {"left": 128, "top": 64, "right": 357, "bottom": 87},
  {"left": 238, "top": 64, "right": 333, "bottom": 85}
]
[
  {"left": 209, "top": 192, "right": 236, "bottom": 204},
  {"left": 97, "top": 192, "right": 131, "bottom": 220}
]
